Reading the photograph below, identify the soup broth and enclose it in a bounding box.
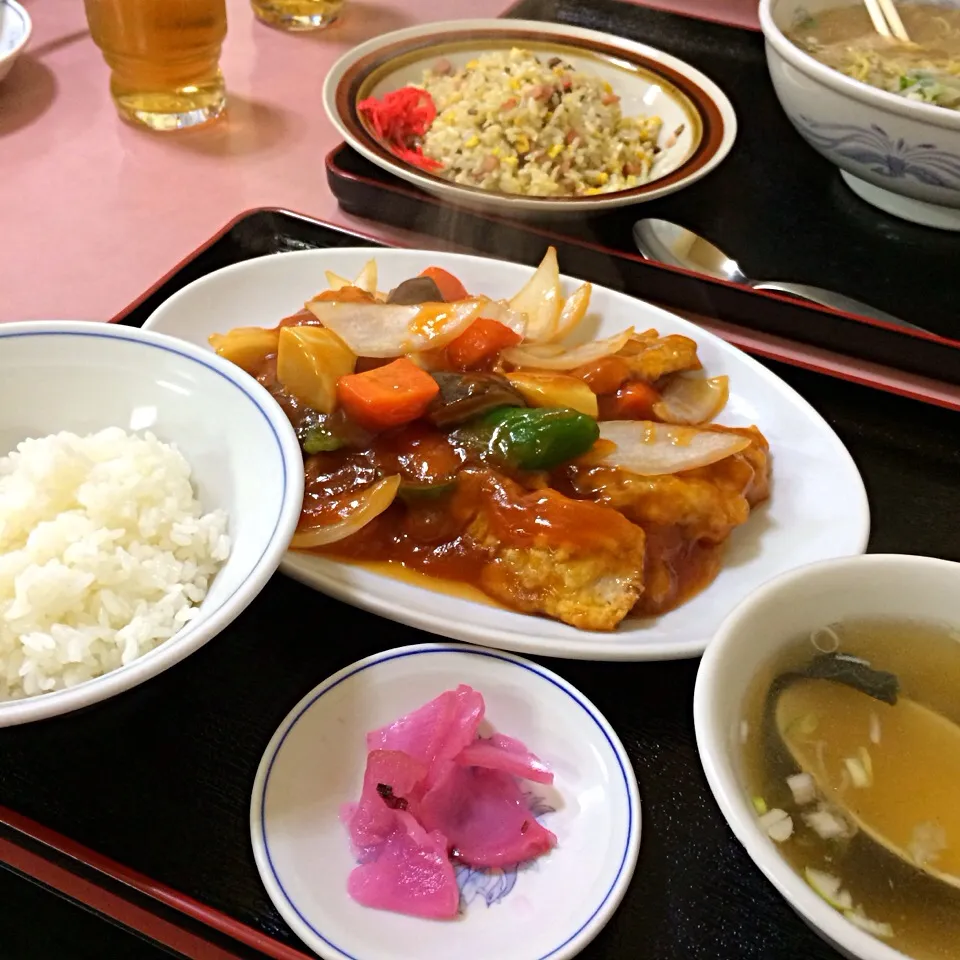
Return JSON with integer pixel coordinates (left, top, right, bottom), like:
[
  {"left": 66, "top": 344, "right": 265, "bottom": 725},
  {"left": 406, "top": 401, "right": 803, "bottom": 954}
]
[
  {"left": 787, "top": 4, "right": 960, "bottom": 111},
  {"left": 742, "top": 618, "right": 960, "bottom": 959}
]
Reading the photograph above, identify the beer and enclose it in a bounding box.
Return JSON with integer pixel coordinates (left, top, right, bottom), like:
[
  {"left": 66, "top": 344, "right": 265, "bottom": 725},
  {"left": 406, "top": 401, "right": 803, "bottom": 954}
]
[
  {"left": 84, "top": 0, "right": 228, "bottom": 130},
  {"left": 250, "top": 0, "right": 344, "bottom": 31}
]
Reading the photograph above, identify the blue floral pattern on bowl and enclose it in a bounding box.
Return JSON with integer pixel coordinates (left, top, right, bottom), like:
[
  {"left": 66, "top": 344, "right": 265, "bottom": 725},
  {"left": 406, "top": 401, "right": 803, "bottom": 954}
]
[
  {"left": 454, "top": 791, "right": 556, "bottom": 912},
  {"left": 792, "top": 114, "right": 960, "bottom": 191}
]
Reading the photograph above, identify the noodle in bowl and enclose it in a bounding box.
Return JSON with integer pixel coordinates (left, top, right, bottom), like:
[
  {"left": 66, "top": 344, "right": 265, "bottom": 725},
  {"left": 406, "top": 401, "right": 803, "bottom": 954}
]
[{"left": 761, "top": 0, "right": 960, "bottom": 230}]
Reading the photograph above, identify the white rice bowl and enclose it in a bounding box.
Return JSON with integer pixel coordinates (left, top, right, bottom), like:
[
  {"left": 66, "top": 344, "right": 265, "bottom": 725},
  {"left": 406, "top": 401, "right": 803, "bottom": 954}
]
[{"left": 0, "top": 428, "right": 231, "bottom": 701}]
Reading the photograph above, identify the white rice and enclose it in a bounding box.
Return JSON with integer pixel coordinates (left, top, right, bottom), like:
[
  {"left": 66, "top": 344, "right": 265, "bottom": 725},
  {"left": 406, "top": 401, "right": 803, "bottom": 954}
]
[
  {"left": 0, "top": 428, "right": 230, "bottom": 701},
  {"left": 418, "top": 48, "right": 665, "bottom": 196}
]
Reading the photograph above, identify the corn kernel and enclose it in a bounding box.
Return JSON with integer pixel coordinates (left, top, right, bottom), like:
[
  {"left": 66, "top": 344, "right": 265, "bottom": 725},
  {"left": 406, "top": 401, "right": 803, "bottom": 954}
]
[
  {"left": 492, "top": 147, "right": 501, "bottom": 158},
  {"left": 602, "top": 81, "right": 613, "bottom": 92},
  {"left": 509, "top": 78, "right": 520, "bottom": 90},
  {"left": 548, "top": 143, "right": 564, "bottom": 159},
  {"left": 503, "top": 156, "right": 518, "bottom": 167},
  {"left": 584, "top": 187, "right": 601, "bottom": 195},
  {"left": 466, "top": 59, "right": 479, "bottom": 69},
  {"left": 596, "top": 172, "right": 609, "bottom": 185},
  {"left": 515, "top": 134, "right": 530, "bottom": 154},
  {"left": 465, "top": 135, "right": 480, "bottom": 148}
]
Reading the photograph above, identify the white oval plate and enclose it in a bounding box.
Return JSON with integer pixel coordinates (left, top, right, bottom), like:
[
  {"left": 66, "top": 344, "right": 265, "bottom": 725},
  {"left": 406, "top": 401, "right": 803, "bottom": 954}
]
[
  {"left": 322, "top": 19, "right": 737, "bottom": 216},
  {"left": 250, "top": 643, "right": 641, "bottom": 960},
  {"left": 143, "top": 248, "right": 870, "bottom": 660}
]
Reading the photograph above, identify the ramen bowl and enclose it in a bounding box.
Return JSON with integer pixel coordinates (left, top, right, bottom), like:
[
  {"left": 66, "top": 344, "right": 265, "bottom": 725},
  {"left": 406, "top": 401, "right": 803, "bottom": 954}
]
[
  {"left": 761, "top": 0, "right": 960, "bottom": 230},
  {"left": 694, "top": 554, "right": 960, "bottom": 960}
]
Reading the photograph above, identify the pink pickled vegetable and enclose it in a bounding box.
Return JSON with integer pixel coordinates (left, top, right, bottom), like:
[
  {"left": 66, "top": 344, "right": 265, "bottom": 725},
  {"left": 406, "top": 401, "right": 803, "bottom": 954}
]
[
  {"left": 346, "top": 749, "right": 428, "bottom": 859},
  {"left": 419, "top": 765, "right": 557, "bottom": 868},
  {"left": 455, "top": 734, "right": 554, "bottom": 785},
  {"left": 366, "top": 684, "right": 484, "bottom": 786},
  {"left": 347, "top": 810, "right": 459, "bottom": 919},
  {"left": 342, "top": 685, "right": 557, "bottom": 919}
]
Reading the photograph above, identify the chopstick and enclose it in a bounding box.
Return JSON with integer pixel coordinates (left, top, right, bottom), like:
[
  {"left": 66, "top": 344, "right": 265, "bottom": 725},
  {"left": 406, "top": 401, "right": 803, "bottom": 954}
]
[{"left": 864, "top": 0, "right": 911, "bottom": 43}]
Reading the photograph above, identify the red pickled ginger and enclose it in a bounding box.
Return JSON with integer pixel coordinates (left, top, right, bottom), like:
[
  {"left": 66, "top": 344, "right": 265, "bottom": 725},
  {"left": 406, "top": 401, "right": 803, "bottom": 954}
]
[{"left": 342, "top": 685, "right": 558, "bottom": 919}]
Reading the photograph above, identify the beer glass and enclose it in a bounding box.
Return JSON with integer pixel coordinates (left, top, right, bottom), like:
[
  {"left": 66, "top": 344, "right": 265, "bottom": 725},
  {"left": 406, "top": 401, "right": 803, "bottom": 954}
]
[
  {"left": 84, "top": 0, "right": 228, "bottom": 131},
  {"left": 250, "top": 0, "right": 344, "bottom": 31}
]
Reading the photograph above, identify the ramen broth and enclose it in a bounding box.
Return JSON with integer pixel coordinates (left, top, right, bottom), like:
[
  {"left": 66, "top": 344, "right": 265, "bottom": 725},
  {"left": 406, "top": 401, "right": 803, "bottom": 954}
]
[
  {"left": 787, "top": 4, "right": 960, "bottom": 111},
  {"left": 742, "top": 618, "right": 960, "bottom": 958}
]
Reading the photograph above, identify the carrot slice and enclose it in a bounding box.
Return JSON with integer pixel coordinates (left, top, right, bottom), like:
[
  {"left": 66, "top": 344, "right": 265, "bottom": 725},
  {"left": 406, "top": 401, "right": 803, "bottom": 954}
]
[
  {"left": 337, "top": 357, "right": 440, "bottom": 431},
  {"left": 607, "top": 381, "right": 661, "bottom": 420},
  {"left": 446, "top": 317, "right": 523, "bottom": 371},
  {"left": 573, "top": 356, "right": 632, "bottom": 395},
  {"left": 420, "top": 267, "right": 469, "bottom": 302}
]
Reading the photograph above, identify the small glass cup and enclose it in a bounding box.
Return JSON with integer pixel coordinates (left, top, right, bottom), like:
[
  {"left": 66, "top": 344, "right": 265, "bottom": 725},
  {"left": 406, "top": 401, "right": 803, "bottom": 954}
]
[
  {"left": 84, "top": 0, "right": 228, "bottom": 131},
  {"left": 250, "top": 0, "right": 345, "bottom": 31}
]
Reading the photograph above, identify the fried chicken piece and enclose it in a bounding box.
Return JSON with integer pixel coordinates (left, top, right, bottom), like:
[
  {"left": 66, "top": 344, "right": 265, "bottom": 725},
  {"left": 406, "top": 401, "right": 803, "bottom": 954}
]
[
  {"left": 561, "top": 425, "right": 769, "bottom": 616},
  {"left": 565, "top": 425, "right": 770, "bottom": 543},
  {"left": 452, "top": 470, "right": 646, "bottom": 631},
  {"left": 617, "top": 329, "right": 702, "bottom": 382}
]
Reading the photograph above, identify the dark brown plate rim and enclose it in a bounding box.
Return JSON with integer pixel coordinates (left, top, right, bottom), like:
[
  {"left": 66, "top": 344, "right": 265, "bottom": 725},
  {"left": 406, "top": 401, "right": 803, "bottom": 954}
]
[{"left": 334, "top": 27, "right": 728, "bottom": 204}]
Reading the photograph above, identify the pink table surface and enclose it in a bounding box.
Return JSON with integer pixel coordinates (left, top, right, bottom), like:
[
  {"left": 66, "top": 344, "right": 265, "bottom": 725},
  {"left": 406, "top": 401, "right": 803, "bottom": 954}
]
[{"left": 0, "top": 0, "right": 759, "bottom": 324}]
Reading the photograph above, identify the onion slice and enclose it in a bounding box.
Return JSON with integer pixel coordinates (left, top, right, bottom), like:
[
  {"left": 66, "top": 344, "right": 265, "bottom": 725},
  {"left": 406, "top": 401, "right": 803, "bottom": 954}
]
[
  {"left": 325, "top": 261, "right": 384, "bottom": 300},
  {"left": 652, "top": 375, "right": 729, "bottom": 425},
  {"left": 477, "top": 298, "right": 527, "bottom": 337},
  {"left": 353, "top": 259, "right": 378, "bottom": 295},
  {"left": 595, "top": 421, "right": 752, "bottom": 476},
  {"left": 509, "top": 246, "right": 561, "bottom": 342},
  {"left": 291, "top": 475, "right": 401, "bottom": 548},
  {"left": 325, "top": 269, "right": 351, "bottom": 291},
  {"left": 547, "top": 282, "right": 592, "bottom": 343},
  {"left": 306, "top": 298, "right": 487, "bottom": 357},
  {"left": 503, "top": 327, "right": 634, "bottom": 371}
]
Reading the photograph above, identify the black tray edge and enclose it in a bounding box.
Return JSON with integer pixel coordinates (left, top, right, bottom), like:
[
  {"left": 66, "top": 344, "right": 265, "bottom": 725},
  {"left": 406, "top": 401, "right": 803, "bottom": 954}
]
[{"left": 323, "top": 155, "right": 960, "bottom": 412}]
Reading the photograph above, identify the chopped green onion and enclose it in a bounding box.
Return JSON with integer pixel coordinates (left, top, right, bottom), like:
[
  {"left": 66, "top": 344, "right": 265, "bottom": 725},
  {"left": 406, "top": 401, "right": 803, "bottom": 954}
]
[
  {"left": 843, "top": 755, "right": 871, "bottom": 789},
  {"left": 759, "top": 808, "right": 794, "bottom": 842},
  {"left": 805, "top": 868, "right": 853, "bottom": 910},
  {"left": 844, "top": 910, "right": 893, "bottom": 938},
  {"left": 786, "top": 772, "right": 817, "bottom": 806}
]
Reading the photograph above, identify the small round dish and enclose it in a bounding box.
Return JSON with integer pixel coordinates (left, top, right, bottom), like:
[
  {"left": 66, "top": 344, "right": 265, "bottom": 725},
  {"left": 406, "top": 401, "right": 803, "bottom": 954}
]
[
  {"left": 0, "top": 0, "right": 31, "bottom": 83},
  {"left": 0, "top": 321, "right": 303, "bottom": 726},
  {"left": 323, "top": 19, "right": 737, "bottom": 216},
  {"left": 250, "top": 643, "right": 641, "bottom": 960}
]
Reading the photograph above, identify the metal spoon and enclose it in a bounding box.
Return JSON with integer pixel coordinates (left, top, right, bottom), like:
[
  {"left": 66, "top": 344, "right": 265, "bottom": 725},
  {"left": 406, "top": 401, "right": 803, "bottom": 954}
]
[{"left": 632, "top": 218, "right": 928, "bottom": 333}]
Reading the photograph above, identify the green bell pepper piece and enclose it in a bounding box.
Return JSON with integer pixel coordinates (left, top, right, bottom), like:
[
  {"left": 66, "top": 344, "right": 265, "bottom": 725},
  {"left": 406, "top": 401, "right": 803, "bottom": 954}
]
[
  {"left": 478, "top": 406, "right": 599, "bottom": 471},
  {"left": 397, "top": 479, "right": 458, "bottom": 504},
  {"left": 301, "top": 423, "right": 345, "bottom": 455}
]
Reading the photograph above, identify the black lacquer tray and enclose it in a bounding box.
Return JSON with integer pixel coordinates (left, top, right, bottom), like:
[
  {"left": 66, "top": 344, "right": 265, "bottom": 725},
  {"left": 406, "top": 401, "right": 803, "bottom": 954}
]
[
  {"left": 326, "top": 0, "right": 960, "bottom": 388},
  {"left": 0, "top": 210, "right": 956, "bottom": 960}
]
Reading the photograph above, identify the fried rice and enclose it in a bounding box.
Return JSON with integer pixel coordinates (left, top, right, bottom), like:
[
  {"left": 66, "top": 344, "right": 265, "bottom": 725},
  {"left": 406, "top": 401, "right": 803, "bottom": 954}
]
[{"left": 416, "top": 48, "right": 665, "bottom": 197}]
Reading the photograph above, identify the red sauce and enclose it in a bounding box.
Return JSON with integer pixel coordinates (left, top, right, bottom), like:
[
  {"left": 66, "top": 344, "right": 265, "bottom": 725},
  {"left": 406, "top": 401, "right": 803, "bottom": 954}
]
[
  {"left": 297, "top": 422, "right": 720, "bottom": 617},
  {"left": 246, "top": 340, "right": 746, "bottom": 620}
]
